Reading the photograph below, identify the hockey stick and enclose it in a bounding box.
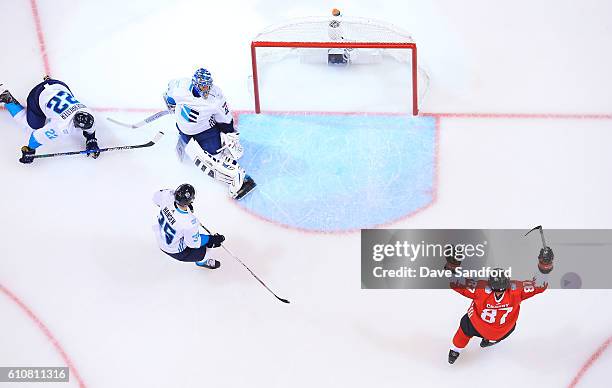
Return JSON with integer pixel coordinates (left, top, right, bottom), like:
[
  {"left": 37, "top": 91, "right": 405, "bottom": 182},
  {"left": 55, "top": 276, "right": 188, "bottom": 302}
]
[
  {"left": 525, "top": 225, "right": 548, "bottom": 249},
  {"left": 200, "top": 222, "right": 290, "bottom": 304},
  {"left": 106, "top": 110, "right": 171, "bottom": 129},
  {"left": 32, "top": 131, "right": 165, "bottom": 159}
]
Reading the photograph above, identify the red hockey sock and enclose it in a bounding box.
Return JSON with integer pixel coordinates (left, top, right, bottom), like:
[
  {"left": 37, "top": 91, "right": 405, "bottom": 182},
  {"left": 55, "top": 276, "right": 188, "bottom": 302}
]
[{"left": 452, "top": 326, "right": 471, "bottom": 349}]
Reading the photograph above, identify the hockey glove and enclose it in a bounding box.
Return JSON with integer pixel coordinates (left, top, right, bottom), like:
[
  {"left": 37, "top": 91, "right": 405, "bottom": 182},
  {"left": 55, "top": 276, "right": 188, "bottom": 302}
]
[
  {"left": 206, "top": 233, "right": 225, "bottom": 248},
  {"left": 220, "top": 132, "right": 244, "bottom": 160},
  {"left": 444, "top": 245, "right": 462, "bottom": 271},
  {"left": 86, "top": 138, "right": 100, "bottom": 159},
  {"left": 538, "top": 247, "right": 554, "bottom": 274},
  {"left": 19, "top": 145, "right": 35, "bottom": 164},
  {"left": 163, "top": 93, "right": 176, "bottom": 113}
]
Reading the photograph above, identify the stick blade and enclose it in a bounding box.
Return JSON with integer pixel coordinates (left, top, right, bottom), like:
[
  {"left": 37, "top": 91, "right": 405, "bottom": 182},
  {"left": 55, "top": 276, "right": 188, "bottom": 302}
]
[
  {"left": 151, "top": 131, "right": 165, "bottom": 143},
  {"left": 106, "top": 117, "right": 136, "bottom": 128},
  {"left": 525, "top": 225, "right": 542, "bottom": 236}
]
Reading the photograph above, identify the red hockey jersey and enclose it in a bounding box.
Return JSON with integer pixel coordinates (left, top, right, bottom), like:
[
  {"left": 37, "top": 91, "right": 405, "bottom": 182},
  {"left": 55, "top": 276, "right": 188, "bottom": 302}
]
[{"left": 451, "top": 277, "right": 547, "bottom": 340}]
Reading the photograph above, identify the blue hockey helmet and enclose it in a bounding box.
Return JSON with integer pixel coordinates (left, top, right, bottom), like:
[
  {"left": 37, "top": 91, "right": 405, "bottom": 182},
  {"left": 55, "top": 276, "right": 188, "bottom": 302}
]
[{"left": 192, "top": 68, "right": 213, "bottom": 98}]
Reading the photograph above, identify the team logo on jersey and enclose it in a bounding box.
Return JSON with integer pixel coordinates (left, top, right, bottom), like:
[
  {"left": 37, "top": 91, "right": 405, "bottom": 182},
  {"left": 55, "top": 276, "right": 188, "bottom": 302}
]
[{"left": 181, "top": 106, "right": 200, "bottom": 123}]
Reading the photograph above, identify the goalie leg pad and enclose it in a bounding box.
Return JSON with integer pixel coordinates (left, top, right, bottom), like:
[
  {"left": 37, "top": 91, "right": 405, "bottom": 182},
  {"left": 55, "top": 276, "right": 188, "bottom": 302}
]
[
  {"left": 185, "top": 139, "right": 246, "bottom": 196},
  {"left": 175, "top": 135, "right": 188, "bottom": 162}
]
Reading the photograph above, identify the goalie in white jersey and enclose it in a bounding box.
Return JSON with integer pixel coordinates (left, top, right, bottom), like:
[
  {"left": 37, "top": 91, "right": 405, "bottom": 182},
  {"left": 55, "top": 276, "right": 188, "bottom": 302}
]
[
  {"left": 0, "top": 76, "right": 100, "bottom": 164},
  {"left": 153, "top": 183, "right": 225, "bottom": 269},
  {"left": 163, "top": 68, "right": 256, "bottom": 200}
]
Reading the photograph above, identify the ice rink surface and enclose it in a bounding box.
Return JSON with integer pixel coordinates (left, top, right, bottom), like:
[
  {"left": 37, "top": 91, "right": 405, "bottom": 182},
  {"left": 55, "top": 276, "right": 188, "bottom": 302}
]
[{"left": 1, "top": 0, "right": 611, "bottom": 387}]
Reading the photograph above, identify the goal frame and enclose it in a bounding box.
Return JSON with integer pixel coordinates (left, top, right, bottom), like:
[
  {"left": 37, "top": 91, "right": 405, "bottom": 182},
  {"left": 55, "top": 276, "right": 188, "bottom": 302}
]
[{"left": 250, "top": 41, "right": 419, "bottom": 115}]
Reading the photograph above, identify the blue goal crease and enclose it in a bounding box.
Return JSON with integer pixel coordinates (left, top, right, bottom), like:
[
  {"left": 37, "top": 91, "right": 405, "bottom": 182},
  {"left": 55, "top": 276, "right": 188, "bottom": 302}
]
[{"left": 235, "top": 113, "right": 437, "bottom": 232}]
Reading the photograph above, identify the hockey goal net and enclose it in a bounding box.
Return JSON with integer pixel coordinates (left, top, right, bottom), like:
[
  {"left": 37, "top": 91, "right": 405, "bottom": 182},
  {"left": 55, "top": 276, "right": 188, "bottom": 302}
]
[{"left": 251, "top": 16, "right": 428, "bottom": 115}]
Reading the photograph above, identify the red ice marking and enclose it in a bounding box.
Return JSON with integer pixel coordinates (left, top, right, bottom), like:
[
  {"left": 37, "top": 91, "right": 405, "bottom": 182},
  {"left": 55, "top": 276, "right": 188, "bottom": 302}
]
[
  {"left": 424, "top": 112, "right": 612, "bottom": 120},
  {"left": 47, "top": 106, "right": 609, "bottom": 234},
  {"left": 29, "top": 0, "right": 52, "bottom": 76},
  {"left": 568, "top": 335, "right": 612, "bottom": 388},
  {"left": 92, "top": 107, "right": 161, "bottom": 113},
  {"left": 0, "top": 283, "right": 87, "bottom": 388}
]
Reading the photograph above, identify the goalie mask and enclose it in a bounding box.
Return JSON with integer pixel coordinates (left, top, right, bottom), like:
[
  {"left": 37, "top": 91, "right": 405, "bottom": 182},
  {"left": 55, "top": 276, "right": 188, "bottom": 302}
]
[{"left": 192, "top": 68, "right": 213, "bottom": 98}]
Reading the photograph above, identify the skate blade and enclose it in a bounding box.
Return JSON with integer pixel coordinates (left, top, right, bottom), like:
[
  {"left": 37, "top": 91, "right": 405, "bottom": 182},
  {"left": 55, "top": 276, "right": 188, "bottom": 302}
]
[{"left": 234, "top": 180, "right": 257, "bottom": 201}]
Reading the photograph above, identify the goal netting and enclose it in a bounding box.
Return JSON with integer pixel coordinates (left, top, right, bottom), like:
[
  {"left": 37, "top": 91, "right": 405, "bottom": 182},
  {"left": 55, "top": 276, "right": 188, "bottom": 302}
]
[{"left": 251, "top": 16, "right": 429, "bottom": 115}]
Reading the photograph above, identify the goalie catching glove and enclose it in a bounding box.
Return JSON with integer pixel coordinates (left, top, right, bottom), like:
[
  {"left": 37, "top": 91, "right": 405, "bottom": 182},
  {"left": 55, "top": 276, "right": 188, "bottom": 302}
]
[{"left": 220, "top": 132, "right": 244, "bottom": 160}]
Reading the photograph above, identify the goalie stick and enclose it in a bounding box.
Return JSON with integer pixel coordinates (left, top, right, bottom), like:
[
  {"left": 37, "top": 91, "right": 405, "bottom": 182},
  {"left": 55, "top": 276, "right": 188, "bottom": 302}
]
[
  {"left": 106, "top": 110, "right": 171, "bottom": 129},
  {"left": 32, "top": 131, "right": 165, "bottom": 159},
  {"left": 199, "top": 222, "right": 290, "bottom": 304}
]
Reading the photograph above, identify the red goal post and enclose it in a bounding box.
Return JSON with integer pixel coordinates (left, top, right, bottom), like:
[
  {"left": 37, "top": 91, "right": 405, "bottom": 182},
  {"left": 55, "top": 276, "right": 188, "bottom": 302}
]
[{"left": 250, "top": 16, "right": 425, "bottom": 116}]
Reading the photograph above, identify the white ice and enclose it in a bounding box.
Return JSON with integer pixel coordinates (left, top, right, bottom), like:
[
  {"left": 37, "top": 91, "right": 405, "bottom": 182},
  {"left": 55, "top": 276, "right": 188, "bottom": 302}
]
[{"left": 1, "top": 0, "right": 611, "bottom": 387}]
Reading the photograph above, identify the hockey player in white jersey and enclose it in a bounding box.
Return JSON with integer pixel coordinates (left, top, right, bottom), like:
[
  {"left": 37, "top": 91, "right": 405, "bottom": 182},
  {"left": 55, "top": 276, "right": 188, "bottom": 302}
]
[
  {"left": 153, "top": 183, "right": 225, "bottom": 269},
  {"left": 163, "top": 68, "right": 256, "bottom": 200},
  {"left": 0, "top": 76, "right": 99, "bottom": 163}
]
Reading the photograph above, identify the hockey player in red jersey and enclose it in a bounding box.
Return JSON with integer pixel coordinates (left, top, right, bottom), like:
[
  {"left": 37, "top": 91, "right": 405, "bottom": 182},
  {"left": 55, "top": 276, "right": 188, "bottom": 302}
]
[{"left": 446, "top": 247, "right": 554, "bottom": 364}]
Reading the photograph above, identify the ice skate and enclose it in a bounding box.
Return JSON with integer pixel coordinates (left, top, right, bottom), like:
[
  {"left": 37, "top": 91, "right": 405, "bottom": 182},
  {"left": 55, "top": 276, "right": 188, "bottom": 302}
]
[
  {"left": 480, "top": 339, "right": 498, "bottom": 348},
  {"left": 448, "top": 350, "right": 460, "bottom": 364},
  {"left": 195, "top": 258, "right": 221, "bottom": 269},
  {"left": 233, "top": 175, "right": 257, "bottom": 200},
  {"left": 0, "top": 84, "right": 17, "bottom": 104}
]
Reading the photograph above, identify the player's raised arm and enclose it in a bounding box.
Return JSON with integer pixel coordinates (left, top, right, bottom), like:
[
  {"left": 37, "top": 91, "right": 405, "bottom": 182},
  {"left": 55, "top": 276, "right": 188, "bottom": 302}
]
[
  {"left": 444, "top": 248, "right": 478, "bottom": 298},
  {"left": 520, "top": 247, "right": 554, "bottom": 300}
]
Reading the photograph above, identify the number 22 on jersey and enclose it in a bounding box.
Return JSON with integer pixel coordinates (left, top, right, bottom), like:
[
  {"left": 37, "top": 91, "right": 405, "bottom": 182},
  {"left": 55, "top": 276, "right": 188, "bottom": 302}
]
[{"left": 46, "top": 91, "right": 80, "bottom": 114}]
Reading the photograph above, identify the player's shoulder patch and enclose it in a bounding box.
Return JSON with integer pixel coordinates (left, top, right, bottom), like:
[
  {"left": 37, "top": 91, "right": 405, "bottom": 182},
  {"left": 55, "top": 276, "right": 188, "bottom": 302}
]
[{"left": 191, "top": 218, "right": 198, "bottom": 225}]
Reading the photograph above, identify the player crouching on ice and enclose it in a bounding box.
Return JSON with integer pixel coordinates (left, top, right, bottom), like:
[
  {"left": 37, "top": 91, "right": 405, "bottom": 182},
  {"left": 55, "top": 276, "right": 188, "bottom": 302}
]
[
  {"left": 445, "top": 246, "right": 554, "bottom": 364},
  {"left": 0, "top": 76, "right": 99, "bottom": 164},
  {"left": 163, "top": 68, "right": 256, "bottom": 200},
  {"left": 153, "top": 183, "right": 225, "bottom": 269}
]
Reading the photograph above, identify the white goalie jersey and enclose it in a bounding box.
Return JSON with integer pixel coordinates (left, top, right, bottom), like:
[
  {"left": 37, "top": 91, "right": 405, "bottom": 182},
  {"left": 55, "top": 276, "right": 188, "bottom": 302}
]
[{"left": 164, "top": 78, "right": 233, "bottom": 136}]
